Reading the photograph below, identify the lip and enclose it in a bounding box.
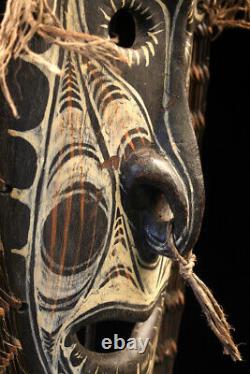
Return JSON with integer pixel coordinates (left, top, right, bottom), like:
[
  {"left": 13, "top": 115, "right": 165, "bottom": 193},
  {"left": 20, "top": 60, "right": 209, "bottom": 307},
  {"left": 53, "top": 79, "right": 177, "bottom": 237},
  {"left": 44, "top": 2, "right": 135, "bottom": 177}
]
[{"left": 60, "top": 295, "right": 165, "bottom": 373}]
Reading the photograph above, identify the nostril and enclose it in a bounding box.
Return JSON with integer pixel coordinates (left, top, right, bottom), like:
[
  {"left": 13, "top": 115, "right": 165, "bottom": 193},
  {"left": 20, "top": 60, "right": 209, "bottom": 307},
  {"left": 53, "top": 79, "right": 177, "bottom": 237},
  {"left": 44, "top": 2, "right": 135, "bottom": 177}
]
[
  {"left": 123, "top": 183, "right": 174, "bottom": 262},
  {"left": 145, "top": 218, "right": 172, "bottom": 244},
  {"left": 128, "top": 184, "right": 173, "bottom": 235},
  {"left": 120, "top": 147, "right": 188, "bottom": 258},
  {"left": 154, "top": 192, "right": 174, "bottom": 222},
  {"left": 145, "top": 191, "right": 174, "bottom": 245}
]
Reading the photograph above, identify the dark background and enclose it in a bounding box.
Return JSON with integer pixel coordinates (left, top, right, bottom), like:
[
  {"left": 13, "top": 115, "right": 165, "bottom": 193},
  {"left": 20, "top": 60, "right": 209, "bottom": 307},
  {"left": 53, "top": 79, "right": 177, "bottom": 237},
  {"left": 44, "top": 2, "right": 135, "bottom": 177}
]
[{"left": 174, "top": 29, "right": 250, "bottom": 374}]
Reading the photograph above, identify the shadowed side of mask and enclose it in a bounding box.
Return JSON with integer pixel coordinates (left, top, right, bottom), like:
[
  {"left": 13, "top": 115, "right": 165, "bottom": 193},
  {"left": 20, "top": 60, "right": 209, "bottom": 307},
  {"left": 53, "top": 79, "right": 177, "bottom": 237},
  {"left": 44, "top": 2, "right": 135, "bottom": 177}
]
[{"left": 0, "top": 0, "right": 204, "bottom": 373}]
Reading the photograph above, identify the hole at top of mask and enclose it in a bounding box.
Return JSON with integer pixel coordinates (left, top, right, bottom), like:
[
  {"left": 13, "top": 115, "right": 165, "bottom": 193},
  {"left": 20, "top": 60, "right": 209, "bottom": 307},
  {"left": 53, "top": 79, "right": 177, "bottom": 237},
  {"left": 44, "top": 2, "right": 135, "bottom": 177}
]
[{"left": 109, "top": 9, "right": 136, "bottom": 48}]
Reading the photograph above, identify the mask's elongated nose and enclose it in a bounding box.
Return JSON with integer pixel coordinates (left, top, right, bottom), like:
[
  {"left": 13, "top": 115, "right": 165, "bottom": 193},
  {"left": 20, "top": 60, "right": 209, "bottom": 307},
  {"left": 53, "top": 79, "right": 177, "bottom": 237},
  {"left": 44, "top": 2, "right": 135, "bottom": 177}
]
[{"left": 120, "top": 147, "right": 192, "bottom": 261}]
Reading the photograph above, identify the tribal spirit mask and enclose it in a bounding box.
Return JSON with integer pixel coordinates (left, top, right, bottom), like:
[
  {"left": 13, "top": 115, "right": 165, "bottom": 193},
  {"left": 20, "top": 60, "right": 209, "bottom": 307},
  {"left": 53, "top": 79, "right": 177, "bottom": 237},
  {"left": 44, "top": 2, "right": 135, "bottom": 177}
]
[{"left": 0, "top": 1, "right": 204, "bottom": 373}]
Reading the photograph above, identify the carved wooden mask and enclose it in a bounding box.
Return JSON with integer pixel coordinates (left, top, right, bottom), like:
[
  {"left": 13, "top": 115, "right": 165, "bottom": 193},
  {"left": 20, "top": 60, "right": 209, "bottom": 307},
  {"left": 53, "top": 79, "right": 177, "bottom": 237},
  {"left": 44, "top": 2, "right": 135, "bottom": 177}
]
[{"left": 0, "top": 0, "right": 204, "bottom": 373}]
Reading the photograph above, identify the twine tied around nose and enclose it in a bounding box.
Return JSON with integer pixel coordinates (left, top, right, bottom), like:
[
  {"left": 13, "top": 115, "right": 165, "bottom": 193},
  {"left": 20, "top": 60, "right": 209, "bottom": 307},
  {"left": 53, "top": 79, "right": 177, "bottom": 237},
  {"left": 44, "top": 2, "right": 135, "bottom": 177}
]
[{"left": 165, "top": 230, "right": 242, "bottom": 362}]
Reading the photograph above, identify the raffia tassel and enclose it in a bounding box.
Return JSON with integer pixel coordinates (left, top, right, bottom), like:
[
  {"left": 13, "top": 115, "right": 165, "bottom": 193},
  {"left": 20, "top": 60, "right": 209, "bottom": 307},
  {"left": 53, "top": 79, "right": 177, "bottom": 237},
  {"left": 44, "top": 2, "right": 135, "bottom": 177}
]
[
  {"left": 0, "top": 0, "right": 128, "bottom": 118},
  {"left": 167, "top": 236, "right": 242, "bottom": 362}
]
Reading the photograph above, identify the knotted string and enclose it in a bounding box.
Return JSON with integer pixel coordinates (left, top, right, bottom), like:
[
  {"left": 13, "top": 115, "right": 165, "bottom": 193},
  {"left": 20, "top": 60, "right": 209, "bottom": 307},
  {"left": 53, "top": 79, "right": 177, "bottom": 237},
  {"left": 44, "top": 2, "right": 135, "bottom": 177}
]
[{"left": 165, "top": 227, "right": 242, "bottom": 362}]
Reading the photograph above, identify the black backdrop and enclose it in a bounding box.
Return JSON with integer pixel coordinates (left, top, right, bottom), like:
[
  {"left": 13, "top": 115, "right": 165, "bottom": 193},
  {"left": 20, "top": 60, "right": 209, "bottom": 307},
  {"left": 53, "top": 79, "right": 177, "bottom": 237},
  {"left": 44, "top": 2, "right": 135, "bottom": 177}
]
[{"left": 174, "top": 29, "right": 250, "bottom": 374}]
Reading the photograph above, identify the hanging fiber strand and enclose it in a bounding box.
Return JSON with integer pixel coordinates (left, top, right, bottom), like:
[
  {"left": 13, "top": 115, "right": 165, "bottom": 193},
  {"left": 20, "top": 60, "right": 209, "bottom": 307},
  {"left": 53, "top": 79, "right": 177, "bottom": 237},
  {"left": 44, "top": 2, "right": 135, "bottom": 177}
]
[{"left": 164, "top": 225, "right": 242, "bottom": 362}]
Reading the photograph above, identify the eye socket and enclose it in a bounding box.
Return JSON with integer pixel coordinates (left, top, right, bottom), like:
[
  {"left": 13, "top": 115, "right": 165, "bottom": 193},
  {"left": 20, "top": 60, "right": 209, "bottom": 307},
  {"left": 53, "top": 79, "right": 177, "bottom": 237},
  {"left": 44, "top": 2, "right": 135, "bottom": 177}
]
[{"left": 109, "top": 9, "right": 136, "bottom": 48}]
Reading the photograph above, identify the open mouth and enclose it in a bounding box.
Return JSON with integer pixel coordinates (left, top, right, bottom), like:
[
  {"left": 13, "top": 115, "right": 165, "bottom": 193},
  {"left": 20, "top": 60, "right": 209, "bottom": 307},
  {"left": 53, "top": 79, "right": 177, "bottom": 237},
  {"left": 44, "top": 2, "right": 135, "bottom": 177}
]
[{"left": 61, "top": 296, "right": 164, "bottom": 373}]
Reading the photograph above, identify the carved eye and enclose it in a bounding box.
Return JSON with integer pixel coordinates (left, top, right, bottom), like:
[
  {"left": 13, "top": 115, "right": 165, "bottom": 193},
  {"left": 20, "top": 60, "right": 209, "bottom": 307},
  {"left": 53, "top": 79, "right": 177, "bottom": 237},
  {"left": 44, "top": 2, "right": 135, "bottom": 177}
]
[
  {"left": 109, "top": 9, "right": 136, "bottom": 48},
  {"left": 99, "top": 1, "right": 164, "bottom": 66}
]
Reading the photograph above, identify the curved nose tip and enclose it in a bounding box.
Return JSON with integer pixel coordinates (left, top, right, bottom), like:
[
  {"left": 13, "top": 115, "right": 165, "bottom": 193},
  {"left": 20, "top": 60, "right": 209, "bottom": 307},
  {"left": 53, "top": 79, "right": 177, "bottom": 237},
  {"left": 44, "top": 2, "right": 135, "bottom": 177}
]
[{"left": 120, "top": 147, "right": 191, "bottom": 261}]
